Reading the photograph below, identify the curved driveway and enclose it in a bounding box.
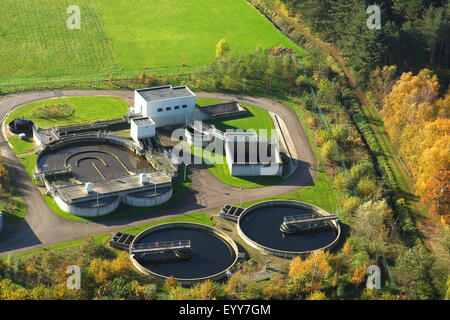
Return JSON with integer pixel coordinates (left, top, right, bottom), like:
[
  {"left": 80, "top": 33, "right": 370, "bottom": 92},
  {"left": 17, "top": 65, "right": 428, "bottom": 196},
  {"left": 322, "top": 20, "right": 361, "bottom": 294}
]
[{"left": 0, "top": 90, "right": 317, "bottom": 257}]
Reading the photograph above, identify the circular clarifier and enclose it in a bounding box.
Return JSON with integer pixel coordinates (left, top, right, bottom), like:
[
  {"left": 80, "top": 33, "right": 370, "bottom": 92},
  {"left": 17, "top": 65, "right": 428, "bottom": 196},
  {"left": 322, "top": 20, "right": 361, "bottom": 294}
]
[
  {"left": 237, "top": 200, "right": 340, "bottom": 258},
  {"left": 37, "top": 140, "right": 153, "bottom": 182},
  {"left": 130, "top": 223, "right": 239, "bottom": 285}
]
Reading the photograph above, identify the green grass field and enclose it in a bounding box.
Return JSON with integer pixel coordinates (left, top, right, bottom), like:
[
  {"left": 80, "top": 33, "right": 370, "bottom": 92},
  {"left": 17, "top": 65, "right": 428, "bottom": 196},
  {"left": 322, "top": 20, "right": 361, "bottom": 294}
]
[
  {"left": 0, "top": 0, "right": 302, "bottom": 84},
  {"left": 7, "top": 136, "right": 35, "bottom": 155},
  {"left": 0, "top": 197, "right": 27, "bottom": 225},
  {"left": 207, "top": 104, "right": 276, "bottom": 138},
  {"left": 196, "top": 99, "right": 222, "bottom": 106},
  {"left": 6, "top": 96, "right": 129, "bottom": 129}
]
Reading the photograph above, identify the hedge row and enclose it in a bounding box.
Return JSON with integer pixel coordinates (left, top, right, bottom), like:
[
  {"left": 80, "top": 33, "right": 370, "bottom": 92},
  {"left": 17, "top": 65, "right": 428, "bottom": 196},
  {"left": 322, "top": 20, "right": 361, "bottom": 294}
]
[{"left": 351, "top": 106, "right": 397, "bottom": 190}]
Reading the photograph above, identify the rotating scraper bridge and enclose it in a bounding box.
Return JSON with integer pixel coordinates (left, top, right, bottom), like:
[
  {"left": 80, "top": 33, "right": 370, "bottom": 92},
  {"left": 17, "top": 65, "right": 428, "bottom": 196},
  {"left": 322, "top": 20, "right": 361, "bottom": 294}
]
[{"left": 33, "top": 119, "right": 178, "bottom": 217}]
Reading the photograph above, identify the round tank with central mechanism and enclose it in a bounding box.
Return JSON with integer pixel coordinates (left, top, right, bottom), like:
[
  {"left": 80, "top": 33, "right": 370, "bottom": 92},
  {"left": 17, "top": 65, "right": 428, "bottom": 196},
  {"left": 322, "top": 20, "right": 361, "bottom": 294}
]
[
  {"left": 237, "top": 200, "right": 341, "bottom": 258},
  {"left": 130, "top": 222, "right": 239, "bottom": 285}
]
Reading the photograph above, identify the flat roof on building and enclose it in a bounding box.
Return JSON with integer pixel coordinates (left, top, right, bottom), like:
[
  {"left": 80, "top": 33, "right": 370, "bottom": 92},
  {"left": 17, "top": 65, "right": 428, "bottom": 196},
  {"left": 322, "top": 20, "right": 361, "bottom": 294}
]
[
  {"left": 132, "top": 117, "right": 155, "bottom": 126},
  {"left": 136, "top": 85, "right": 195, "bottom": 102}
]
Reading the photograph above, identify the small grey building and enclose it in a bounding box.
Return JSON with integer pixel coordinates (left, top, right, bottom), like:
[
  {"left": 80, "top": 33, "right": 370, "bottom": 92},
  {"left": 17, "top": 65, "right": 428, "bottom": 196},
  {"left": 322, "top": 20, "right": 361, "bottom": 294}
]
[{"left": 225, "top": 132, "right": 282, "bottom": 176}]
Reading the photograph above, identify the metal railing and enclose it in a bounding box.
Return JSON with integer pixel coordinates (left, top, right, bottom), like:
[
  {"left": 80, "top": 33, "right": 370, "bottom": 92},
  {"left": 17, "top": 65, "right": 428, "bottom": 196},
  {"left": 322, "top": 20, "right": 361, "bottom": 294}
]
[
  {"left": 283, "top": 214, "right": 339, "bottom": 225},
  {"left": 130, "top": 240, "right": 191, "bottom": 254}
]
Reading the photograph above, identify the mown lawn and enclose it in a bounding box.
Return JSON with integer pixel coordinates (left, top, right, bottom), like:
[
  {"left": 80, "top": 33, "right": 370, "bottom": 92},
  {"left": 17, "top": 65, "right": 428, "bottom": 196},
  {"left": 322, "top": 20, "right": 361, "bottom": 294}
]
[
  {"left": 7, "top": 136, "right": 35, "bottom": 155},
  {"left": 196, "top": 98, "right": 222, "bottom": 106},
  {"left": 0, "top": 197, "right": 27, "bottom": 225},
  {"left": 241, "top": 170, "right": 337, "bottom": 213},
  {"left": 6, "top": 96, "right": 129, "bottom": 129},
  {"left": 206, "top": 104, "right": 276, "bottom": 138},
  {"left": 0, "top": 0, "right": 302, "bottom": 84},
  {"left": 18, "top": 154, "right": 37, "bottom": 179}
]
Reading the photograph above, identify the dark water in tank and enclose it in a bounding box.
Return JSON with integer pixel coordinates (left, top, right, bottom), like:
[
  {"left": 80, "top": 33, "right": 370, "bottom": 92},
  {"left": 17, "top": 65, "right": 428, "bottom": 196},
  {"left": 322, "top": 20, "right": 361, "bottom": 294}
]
[
  {"left": 240, "top": 206, "right": 338, "bottom": 252},
  {"left": 137, "top": 228, "right": 236, "bottom": 279},
  {"left": 38, "top": 143, "right": 152, "bottom": 181}
]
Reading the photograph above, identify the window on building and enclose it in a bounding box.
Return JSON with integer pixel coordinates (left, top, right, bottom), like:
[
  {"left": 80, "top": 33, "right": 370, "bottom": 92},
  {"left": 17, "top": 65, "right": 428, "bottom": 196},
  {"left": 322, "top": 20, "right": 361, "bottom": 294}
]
[
  {"left": 157, "top": 108, "right": 163, "bottom": 112},
  {"left": 166, "top": 107, "right": 171, "bottom": 111},
  {"left": 174, "top": 106, "right": 180, "bottom": 110},
  {"left": 182, "top": 104, "right": 187, "bottom": 108}
]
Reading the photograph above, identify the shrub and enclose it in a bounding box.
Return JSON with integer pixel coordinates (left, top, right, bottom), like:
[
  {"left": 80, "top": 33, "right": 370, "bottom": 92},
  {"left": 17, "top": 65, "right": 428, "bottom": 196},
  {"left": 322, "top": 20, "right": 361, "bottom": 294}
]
[
  {"left": 302, "top": 93, "right": 316, "bottom": 111},
  {"left": 350, "top": 161, "right": 376, "bottom": 184},
  {"left": 357, "top": 176, "right": 378, "bottom": 199},
  {"left": 395, "top": 198, "right": 420, "bottom": 246},
  {"left": 295, "top": 75, "right": 310, "bottom": 89},
  {"left": 393, "top": 245, "right": 435, "bottom": 299},
  {"left": 143, "top": 284, "right": 158, "bottom": 300},
  {"left": 307, "top": 116, "right": 318, "bottom": 129},
  {"left": 321, "top": 139, "right": 339, "bottom": 163},
  {"left": 102, "top": 277, "right": 132, "bottom": 299},
  {"left": 30, "top": 104, "right": 74, "bottom": 119},
  {"left": 333, "top": 171, "right": 352, "bottom": 193},
  {"left": 341, "top": 196, "right": 360, "bottom": 216},
  {"left": 317, "top": 129, "right": 331, "bottom": 146},
  {"left": 306, "top": 291, "right": 327, "bottom": 300},
  {"left": 331, "top": 124, "right": 349, "bottom": 144},
  {"left": 264, "top": 274, "right": 291, "bottom": 300},
  {"left": 190, "top": 280, "right": 219, "bottom": 300}
]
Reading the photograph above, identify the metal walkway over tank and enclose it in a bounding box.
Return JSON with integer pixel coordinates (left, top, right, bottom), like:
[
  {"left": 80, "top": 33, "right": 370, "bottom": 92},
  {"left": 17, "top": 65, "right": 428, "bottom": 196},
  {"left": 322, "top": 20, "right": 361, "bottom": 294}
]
[
  {"left": 280, "top": 213, "right": 339, "bottom": 233},
  {"left": 109, "top": 232, "right": 136, "bottom": 250},
  {"left": 130, "top": 240, "right": 191, "bottom": 254},
  {"left": 220, "top": 204, "right": 245, "bottom": 222},
  {"left": 129, "top": 240, "right": 193, "bottom": 261},
  {"left": 187, "top": 121, "right": 227, "bottom": 141}
]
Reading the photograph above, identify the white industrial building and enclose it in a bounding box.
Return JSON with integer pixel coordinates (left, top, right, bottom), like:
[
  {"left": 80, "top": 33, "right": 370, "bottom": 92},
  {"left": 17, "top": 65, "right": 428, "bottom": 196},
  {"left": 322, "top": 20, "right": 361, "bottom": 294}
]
[
  {"left": 134, "top": 85, "right": 196, "bottom": 127},
  {"left": 130, "top": 117, "right": 156, "bottom": 145},
  {"left": 224, "top": 132, "right": 283, "bottom": 176}
]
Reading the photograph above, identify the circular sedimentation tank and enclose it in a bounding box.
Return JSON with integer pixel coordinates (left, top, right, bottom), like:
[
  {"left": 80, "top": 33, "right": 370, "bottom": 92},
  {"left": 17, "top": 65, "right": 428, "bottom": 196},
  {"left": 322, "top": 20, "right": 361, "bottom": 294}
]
[
  {"left": 8, "top": 118, "right": 34, "bottom": 134},
  {"left": 237, "top": 200, "right": 341, "bottom": 258},
  {"left": 130, "top": 222, "right": 239, "bottom": 285},
  {"left": 37, "top": 140, "right": 153, "bottom": 182}
]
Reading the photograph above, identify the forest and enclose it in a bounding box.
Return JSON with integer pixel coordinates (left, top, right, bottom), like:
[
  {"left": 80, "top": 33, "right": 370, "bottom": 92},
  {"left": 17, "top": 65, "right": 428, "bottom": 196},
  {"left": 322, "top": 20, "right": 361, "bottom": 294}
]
[{"left": 279, "top": 0, "right": 449, "bottom": 89}]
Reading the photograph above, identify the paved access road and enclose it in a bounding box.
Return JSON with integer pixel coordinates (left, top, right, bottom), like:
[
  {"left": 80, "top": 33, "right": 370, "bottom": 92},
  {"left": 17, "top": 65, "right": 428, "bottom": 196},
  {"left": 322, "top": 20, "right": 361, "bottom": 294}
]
[{"left": 0, "top": 90, "right": 317, "bottom": 257}]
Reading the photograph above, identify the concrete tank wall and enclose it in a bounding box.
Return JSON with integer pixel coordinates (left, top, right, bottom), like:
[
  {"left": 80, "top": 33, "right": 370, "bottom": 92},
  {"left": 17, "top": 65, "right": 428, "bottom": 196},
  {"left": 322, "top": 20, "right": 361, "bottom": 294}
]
[
  {"left": 53, "top": 187, "right": 173, "bottom": 217},
  {"left": 228, "top": 163, "right": 282, "bottom": 176},
  {"left": 54, "top": 194, "right": 120, "bottom": 217},
  {"left": 130, "top": 222, "right": 240, "bottom": 286},
  {"left": 122, "top": 187, "right": 173, "bottom": 207},
  {"left": 236, "top": 200, "right": 341, "bottom": 259}
]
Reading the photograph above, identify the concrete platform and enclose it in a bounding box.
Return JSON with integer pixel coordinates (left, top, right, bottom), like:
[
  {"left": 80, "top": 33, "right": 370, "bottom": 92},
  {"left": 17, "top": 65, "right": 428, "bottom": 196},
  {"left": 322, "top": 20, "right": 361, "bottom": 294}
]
[{"left": 57, "top": 172, "right": 172, "bottom": 203}]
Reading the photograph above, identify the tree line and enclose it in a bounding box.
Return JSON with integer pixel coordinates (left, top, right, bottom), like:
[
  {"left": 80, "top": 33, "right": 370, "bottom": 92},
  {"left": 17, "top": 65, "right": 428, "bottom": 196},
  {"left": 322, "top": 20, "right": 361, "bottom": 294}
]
[{"left": 279, "top": 0, "right": 449, "bottom": 89}]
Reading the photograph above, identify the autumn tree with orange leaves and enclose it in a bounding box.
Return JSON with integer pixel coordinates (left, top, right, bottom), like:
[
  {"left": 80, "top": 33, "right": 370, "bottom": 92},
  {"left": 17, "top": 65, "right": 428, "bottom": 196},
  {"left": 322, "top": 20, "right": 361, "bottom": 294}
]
[
  {"left": 380, "top": 68, "right": 449, "bottom": 222},
  {"left": 421, "top": 164, "right": 449, "bottom": 219}
]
